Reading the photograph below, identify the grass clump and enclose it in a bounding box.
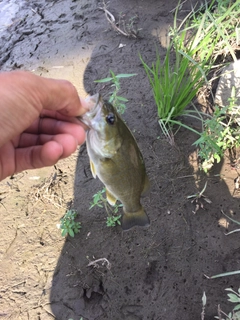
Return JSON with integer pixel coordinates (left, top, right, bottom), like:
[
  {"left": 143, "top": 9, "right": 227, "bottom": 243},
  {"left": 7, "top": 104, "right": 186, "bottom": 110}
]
[
  {"left": 140, "top": 45, "right": 206, "bottom": 123},
  {"left": 140, "top": 1, "right": 218, "bottom": 124},
  {"left": 141, "top": 0, "right": 240, "bottom": 171},
  {"left": 189, "top": 0, "right": 240, "bottom": 63},
  {"left": 139, "top": 3, "right": 214, "bottom": 131}
]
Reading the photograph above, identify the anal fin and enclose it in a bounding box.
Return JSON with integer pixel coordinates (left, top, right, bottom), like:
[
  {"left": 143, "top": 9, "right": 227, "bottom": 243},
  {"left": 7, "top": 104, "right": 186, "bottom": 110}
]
[
  {"left": 90, "top": 160, "right": 97, "bottom": 178},
  {"left": 106, "top": 188, "right": 117, "bottom": 206}
]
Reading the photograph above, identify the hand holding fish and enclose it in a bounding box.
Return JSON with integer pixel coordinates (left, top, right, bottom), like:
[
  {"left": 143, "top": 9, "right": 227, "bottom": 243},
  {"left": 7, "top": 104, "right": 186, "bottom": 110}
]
[{"left": 0, "top": 71, "right": 86, "bottom": 181}]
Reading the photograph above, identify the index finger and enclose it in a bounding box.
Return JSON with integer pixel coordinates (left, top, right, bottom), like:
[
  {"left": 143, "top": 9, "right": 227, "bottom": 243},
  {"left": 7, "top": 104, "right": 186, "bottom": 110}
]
[{"left": 37, "top": 77, "right": 88, "bottom": 117}]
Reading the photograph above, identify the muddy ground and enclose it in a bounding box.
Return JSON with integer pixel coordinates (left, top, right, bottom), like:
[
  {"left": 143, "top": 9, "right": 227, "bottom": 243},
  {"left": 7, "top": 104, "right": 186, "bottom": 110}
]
[{"left": 1, "top": 0, "right": 240, "bottom": 319}]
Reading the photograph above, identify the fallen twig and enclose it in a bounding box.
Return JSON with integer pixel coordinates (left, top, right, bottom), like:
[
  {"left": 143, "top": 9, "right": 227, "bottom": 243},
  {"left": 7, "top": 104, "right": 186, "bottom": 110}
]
[
  {"left": 99, "top": 1, "right": 137, "bottom": 38},
  {"left": 87, "top": 258, "right": 111, "bottom": 270}
]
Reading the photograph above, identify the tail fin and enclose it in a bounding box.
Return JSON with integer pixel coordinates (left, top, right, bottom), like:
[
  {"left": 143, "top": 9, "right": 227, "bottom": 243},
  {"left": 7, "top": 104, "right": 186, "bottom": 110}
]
[{"left": 121, "top": 207, "right": 150, "bottom": 231}]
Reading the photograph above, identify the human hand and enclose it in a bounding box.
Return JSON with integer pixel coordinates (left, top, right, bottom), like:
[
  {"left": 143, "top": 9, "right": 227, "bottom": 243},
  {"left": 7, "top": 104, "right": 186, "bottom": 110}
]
[{"left": 0, "top": 71, "right": 87, "bottom": 181}]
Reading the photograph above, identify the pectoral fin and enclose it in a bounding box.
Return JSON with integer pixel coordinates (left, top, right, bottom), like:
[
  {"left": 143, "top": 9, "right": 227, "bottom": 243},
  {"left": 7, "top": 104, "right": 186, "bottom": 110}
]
[
  {"left": 90, "top": 160, "right": 97, "bottom": 178},
  {"left": 106, "top": 188, "right": 117, "bottom": 206},
  {"left": 121, "top": 206, "right": 150, "bottom": 231}
]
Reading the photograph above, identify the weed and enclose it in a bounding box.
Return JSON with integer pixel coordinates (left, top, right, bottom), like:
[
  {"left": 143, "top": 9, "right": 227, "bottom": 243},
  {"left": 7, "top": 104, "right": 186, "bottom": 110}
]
[
  {"left": 194, "top": 88, "right": 240, "bottom": 171},
  {"left": 202, "top": 289, "right": 240, "bottom": 320},
  {"left": 187, "top": 182, "right": 211, "bottom": 214},
  {"left": 139, "top": 2, "right": 213, "bottom": 133},
  {"left": 89, "top": 188, "right": 105, "bottom": 209},
  {"left": 189, "top": 0, "right": 240, "bottom": 63},
  {"left": 140, "top": 0, "right": 240, "bottom": 156},
  {"left": 140, "top": 46, "right": 207, "bottom": 124},
  {"left": 118, "top": 12, "right": 141, "bottom": 38},
  {"left": 99, "top": 1, "right": 141, "bottom": 38},
  {"left": 94, "top": 70, "right": 137, "bottom": 114},
  {"left": 215, "top": 288, "right": 240, "bottom": 320},
  {"left": 89, "top": 187, "right": 123, "bottom": 227},
  {"left": 106, "top": 215, "right": 121, "bottom": 227},
  {"left": 59, "top": 209, "right": 81, "bottom": 237}
]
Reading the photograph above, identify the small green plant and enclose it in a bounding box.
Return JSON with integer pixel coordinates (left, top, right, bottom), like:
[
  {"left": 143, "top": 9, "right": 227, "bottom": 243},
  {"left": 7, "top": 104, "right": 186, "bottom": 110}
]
[
  {"left": 89, "top": 187, "right": 123, "bottom": 227},
  {"left": 59, "top": 209, "right": 81, "bottom": 237},
  {"left": 106, "top": 215, "right": 121, "bottom": 227},
  {"left": 89, "top": 188, "right": 106, "bottom": 209},
  {"left": 202, "top": 289, "right": 240, "bottom": 320},
  {"left": 215, "top": 288, "right": 240, "bottom": 320},
  {"left": 194, "top": 88, "right": 240, "bottom": 171},
  {"left": 94, "top": 70, "right": 137, "bottom": 114}
]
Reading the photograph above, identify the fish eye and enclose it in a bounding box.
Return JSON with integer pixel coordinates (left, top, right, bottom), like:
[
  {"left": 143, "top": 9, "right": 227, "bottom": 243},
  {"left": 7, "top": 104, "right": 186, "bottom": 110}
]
[{"left": 106, "top": 113, "right": 115, "bottom": 125}]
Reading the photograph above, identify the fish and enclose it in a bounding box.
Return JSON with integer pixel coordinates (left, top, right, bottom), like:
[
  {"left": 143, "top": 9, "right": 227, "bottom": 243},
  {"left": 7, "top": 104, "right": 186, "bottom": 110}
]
[{"left": 81, "top": 93, "right": 150, "bottom": 230}]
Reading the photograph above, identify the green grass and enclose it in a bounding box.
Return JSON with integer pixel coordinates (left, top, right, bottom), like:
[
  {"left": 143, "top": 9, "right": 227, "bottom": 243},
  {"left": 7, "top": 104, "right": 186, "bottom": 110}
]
[
  {"left": 141, "top": 0, "right": 240, "bottom": 170},
  {"left": 188, "top": 0, "right": 240, "bottom": 63},
  {"left": 139, "top": 1, "right": 216, "bottom": 128},
  {"left": 140, "top": 0, "right": 240, "bottom": 125}
]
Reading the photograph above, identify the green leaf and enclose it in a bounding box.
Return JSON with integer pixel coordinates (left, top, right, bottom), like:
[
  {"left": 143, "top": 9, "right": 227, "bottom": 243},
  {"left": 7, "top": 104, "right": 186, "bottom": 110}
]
[
  {"left": 61, "top": 229, "right": 68, "bottom": 237},
  {"left": 233, "top": 304, "right": 240, "bottom": 311},
  {"left": 94, "top": 77, "right": 113, "bottom": 83},
  {"left": 115, "top": 73, "right": 137, "bottom": 78},
  {"left": 206, "top": 270, "right": 240, "bottom": 279},
  {"left": 116, "top": 96, "right": 128, "bottom": 102},
  {"left": 68, "top": 229, "right": 75, "bottom": 237},
  {"left": 227, "top": 293, "right": 240, "bottom": 303}
]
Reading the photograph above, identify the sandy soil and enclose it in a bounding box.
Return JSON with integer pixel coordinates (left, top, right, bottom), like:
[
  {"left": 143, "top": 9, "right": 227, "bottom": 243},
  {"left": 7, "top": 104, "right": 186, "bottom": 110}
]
[{"left": 1, "top": 1, "right": 240, "bottom": 319}]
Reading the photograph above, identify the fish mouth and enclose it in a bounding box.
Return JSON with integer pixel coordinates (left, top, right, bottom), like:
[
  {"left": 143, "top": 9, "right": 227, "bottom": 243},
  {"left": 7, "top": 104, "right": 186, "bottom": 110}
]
[{"left": 80, "top": 93, "right": 101, "bottom": 127}]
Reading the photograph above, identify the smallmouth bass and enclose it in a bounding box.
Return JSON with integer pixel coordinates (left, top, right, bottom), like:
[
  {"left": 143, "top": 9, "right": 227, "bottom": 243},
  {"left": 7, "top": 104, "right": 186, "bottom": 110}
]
[{"left": 81, "top": 94, "right": 150, "bottom": 230}]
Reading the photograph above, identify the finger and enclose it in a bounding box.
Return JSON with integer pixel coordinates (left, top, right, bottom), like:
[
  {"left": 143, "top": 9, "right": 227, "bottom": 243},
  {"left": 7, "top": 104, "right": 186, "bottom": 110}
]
[
  {"left": 0, "top": 142, "right": 15, "bottom": 180},
  {"left": 23, "top": 118, "right": 86, "bottom": 143},
  {"left": 39, "top": 110, "right": 79, "bottom": 122},
  {"left": 38, "top": 110, "right": 89, "bottom": 129},
  {"left": 15, "top": 135, "right": 79, "bottom": 172},
  {"left": 0, "top": 71, "right": 88, "bottom": 146},
  {"left": 18, "top": 131, "right": 85, "bottom": 149}
]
